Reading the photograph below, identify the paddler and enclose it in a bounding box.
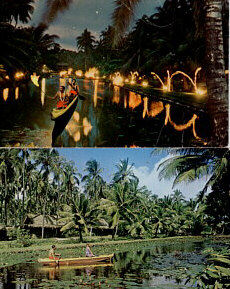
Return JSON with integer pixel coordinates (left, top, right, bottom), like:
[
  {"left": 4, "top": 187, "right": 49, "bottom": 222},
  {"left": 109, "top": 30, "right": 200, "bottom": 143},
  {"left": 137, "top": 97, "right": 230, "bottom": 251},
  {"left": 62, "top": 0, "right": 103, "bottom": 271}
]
[
  {"left": 49, "top": 245, "right": 61, "bottom": 260},
  {"left": 85, "top": 244, "right": 95, "bottom": 257},
  {"left": 68, "top": 79, "right": 79, "bottom": 99},
  {"left": 49, "top": 86, "right": 69, "bottom": 109}
]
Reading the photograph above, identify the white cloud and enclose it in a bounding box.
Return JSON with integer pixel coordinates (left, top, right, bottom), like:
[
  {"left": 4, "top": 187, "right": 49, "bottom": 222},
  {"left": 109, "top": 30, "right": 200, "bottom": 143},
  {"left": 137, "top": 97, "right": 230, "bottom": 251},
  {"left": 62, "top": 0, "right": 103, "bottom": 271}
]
[{"left": 133, "top": 155, "right": 210, "bottom": 200}]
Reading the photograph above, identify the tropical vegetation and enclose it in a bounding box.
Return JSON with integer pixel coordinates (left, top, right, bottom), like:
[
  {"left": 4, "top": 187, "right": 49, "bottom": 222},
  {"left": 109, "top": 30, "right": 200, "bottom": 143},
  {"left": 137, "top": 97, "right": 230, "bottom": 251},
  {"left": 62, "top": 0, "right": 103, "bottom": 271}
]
[{"left": 0, "top": 148, "right": 229, "bottom": 241}]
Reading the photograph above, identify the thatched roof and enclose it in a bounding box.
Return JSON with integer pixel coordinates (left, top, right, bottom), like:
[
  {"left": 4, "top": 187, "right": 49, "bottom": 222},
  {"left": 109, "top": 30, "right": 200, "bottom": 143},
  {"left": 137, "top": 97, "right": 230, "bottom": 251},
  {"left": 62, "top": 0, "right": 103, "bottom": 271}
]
[{"left": 24, "top": 214, "right": 64, "bottom": 228}]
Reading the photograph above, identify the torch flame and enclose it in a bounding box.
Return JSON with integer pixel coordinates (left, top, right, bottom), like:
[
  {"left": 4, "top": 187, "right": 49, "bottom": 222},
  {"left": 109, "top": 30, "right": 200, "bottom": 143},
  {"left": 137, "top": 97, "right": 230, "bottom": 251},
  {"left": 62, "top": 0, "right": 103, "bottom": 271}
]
[{"left": 30, "top": 73, "right": 40, "bottom": 87}]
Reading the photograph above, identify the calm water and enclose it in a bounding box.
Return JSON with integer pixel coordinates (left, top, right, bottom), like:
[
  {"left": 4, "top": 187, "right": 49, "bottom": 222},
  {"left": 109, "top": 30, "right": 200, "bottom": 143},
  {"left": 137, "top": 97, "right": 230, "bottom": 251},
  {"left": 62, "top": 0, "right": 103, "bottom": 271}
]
[
  {"left": 0, "top": 240, "right": 226, "bottom": 289},
  {"left": 0, "top": 77, "right": 208, "bottom": 147}
]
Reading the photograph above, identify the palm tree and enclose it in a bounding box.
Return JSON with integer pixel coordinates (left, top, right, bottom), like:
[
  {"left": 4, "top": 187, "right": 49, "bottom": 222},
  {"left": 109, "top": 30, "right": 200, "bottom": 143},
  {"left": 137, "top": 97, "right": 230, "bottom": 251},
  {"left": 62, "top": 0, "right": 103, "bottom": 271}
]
[
  {"left": 112, "top": 0, "right": 228, "bottom": 146},
  {"left": 113, "top": 158, "right": 138, "bottom": 185},
  {"left": 203, "top": 0, "right": 228, "bottom": 146},
  {"left": 158, "top": 149, "right": 229, "bottom": 199},
  {"left": 59, "top": 193, "right": 98, "bottom": 242},
  {"left": 81, "top": 160, "right": 104, "bottom": 200},
  {"left": 0, "top": 0, "right": 34, "bottom": 24},
  {"left": 76, "top": 29, "right": 95, "bottom": 70},
  {"left": 0, "top": 149, "right": 19, "bottom": 225},
  {"left": 31, "top": 149, "right": 60, "bottom": 238}
]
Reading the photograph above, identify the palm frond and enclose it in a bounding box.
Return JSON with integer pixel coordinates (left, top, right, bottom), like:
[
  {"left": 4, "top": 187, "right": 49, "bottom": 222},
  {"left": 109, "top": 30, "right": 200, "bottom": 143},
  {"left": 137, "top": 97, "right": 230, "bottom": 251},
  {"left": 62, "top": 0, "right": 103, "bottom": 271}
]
[{"left": 112, "top": 0, "right": 141, "bottom": 46}]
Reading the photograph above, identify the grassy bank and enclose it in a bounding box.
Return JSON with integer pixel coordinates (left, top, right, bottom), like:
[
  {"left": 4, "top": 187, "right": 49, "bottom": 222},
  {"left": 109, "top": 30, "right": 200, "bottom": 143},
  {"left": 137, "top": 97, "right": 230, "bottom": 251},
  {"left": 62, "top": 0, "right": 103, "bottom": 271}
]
[{"left": 1, "top": 235, "right": 229, "bottom": 268}]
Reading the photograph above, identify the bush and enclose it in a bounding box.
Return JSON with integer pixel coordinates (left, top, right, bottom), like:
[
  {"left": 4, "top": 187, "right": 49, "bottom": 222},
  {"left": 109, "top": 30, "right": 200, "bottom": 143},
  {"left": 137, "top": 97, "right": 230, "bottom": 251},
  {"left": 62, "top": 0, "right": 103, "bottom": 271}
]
[{"left": 16, "top": 228, "right": 32, "bottom": 247}]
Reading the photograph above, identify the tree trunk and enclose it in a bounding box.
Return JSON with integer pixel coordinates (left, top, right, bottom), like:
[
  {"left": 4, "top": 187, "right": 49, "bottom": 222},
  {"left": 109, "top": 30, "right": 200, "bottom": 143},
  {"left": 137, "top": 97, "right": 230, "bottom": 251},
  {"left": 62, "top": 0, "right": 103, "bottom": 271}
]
[
  {"left": 79, "top": 226, "right": 83, "bottom": 242},
  {"left": 42, "top": 190, "right": 48, "bottom": 239},
  {"left": 154, "top": 223, "right": 159, "bottom": 238},
  {"left": 204, "top": 0, "right": 228, "bottom": 146}
]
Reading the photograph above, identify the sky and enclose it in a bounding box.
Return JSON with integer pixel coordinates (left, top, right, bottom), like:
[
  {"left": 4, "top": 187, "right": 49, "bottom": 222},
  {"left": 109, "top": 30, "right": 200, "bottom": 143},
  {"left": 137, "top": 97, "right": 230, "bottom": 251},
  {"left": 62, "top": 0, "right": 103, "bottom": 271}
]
[
  {"left": 29, "top": 0, "right": 165, "bottom": 50},
  {"left": 57, "top": 148, "right": 210, "bottom": 200}
]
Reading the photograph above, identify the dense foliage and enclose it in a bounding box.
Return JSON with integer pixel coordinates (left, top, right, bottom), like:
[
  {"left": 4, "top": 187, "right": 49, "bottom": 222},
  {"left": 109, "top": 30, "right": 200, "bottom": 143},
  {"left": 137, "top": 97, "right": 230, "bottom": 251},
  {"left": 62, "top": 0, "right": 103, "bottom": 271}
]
[{"left": 0, "top": 149, "right": 229, "bottom": 240}]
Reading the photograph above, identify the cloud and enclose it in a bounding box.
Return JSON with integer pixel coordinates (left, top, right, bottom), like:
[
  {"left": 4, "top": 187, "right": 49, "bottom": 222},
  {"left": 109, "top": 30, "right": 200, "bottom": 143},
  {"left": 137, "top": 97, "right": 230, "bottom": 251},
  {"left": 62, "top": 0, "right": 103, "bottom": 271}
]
[{"left": 133, "top": 155, "right": 210, "bottom": 200}]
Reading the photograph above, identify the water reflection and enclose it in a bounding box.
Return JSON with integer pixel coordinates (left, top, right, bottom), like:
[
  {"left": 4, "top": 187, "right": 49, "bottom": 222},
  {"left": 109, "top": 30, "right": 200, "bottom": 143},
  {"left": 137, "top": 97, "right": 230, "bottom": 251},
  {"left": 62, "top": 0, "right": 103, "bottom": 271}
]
[
  {"left": 3, "top": 88, "right": 9, "bottom": 101},
  {"left": 15, "top": 87, "right": 19, "bottom": 100},
  {"left": 41, "top": 78, "right": 46, "bottom": 106},
  {"left": 0, "top": 240, "right": 216, "bottom": 288},
  {"left": 0, "top": 77, "right": 208, "bottom": 147}
]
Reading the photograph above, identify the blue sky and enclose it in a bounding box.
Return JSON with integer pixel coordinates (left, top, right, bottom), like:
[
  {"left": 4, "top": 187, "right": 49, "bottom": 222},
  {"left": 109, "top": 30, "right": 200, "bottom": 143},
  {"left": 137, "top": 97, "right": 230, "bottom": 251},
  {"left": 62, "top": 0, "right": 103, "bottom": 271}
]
[
  {"left": 30, "top": 0, "right": 165, "bottom": 50},
  {"left": 57, "top": 148, "right": 209, "bottom": 200}
]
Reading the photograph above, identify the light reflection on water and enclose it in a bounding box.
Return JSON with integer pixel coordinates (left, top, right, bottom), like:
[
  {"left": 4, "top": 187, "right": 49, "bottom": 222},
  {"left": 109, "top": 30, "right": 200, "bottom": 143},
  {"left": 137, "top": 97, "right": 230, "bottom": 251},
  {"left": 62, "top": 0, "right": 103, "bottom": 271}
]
[{"left": 0, "top": 77, "right": 208, "bottom": 147}]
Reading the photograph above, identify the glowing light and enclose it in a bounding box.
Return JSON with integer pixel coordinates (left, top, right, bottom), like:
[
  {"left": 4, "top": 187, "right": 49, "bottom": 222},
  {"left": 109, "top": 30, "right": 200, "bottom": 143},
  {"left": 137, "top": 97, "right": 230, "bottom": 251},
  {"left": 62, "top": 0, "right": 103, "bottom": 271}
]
[
  {"left": 142, "top": 81, "right": 148, "bottom": 87},
  {"left": 75, "top": 70, "right": 83, "bottom": 77},
  {"left": 41, "top": 78, "right": 46, "bottom": 106},
  {"left": 83, "top": 117, "right": 93, "bottom": 136},
  {"left": 164, "top": 104, "right": 201, "bottom": 140},
  {"left": 129, "top": 71, "right": 139, "bottom": 85},
  {"left": 30, "top": 73, "right": 40, "bottom": 87},
  {"left": 142, "top": 97, "right": 148, "bottom": 118},
  {"left": 60, "top": 70, "right": 67, "bottom": 77},
  {"left": 72, "top": 111, "right": 80, "bottom": 122},
  {"left": 125, "top": 78, "right": 129, "bottom": 83},
  {"left": 151, "top": 68, "right": 202, "bottom": 93},
  {"left": 148, "top": 101, "right": 164, "bottom": 117},
  {"left": 42, "top": 64, "right": 49, "bottom": 73},
  {"left": 93, "top": 79, "right": 99, "bottom": 107},
  {"left": 15, "top": 87, "right": 19, "bottom": 100},
  {"left": 113, "top": 86, "right": 120, "bottom": 104},
  {"left": 196, "top": 87, "right": 207, "bottom": 96},
  {"left": 3, "top": 88, "right": 9, "bottom": 101},
  {"left": 85, "top": 67, "right": 99, "bottom": 79},
  {"left": 68, "top": 68, "right": 73, "bottom": 75},
  {"left": 74, "top": 131, "right": 81, "bottom": 142},
  {"left": 112, "top": 72, "right": 124, "bottom": 86},
  {"left": 151, "top": 72, "right": 166, "bottom": 91},
  {"left": 128, "top": 91, "right": 142, "bottom": 109},
  {"left": 5, "top": 75, "right": 9, "bottom": 80},
  {"left": 194, "top": 67, "right": 202, "bottom": 91},
  {"left": 15, "top": 72, "right": 24, "bottom": 79}
]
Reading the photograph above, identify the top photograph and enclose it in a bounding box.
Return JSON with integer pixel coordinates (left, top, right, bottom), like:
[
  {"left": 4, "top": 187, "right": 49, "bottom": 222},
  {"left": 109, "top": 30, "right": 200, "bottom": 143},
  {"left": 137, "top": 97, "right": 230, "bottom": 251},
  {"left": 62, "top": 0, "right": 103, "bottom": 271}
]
[{"left": 0, "top": 0, "right": 228, "bottom": 147}]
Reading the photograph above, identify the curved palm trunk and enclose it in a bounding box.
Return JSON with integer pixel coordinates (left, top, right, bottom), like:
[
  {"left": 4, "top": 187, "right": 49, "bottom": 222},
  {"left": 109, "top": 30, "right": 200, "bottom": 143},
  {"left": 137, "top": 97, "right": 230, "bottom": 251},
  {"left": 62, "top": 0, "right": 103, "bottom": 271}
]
[
  {"left": 204, "top": 0, "right": 228, "bottom": 146},
  {"left": 79, "top": 226, "right": 83, "bottom": 242}
]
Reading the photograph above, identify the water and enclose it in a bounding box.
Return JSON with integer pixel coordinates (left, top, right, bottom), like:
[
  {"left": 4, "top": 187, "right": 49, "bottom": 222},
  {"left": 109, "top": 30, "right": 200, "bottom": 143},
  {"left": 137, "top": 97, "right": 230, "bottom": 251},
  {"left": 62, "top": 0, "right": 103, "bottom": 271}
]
[
  {"left": 0, "top": 77, "right": 209, "bottom": 147},
  {"left": 0, "top": 240, "right": 226, "bottom": 288}
]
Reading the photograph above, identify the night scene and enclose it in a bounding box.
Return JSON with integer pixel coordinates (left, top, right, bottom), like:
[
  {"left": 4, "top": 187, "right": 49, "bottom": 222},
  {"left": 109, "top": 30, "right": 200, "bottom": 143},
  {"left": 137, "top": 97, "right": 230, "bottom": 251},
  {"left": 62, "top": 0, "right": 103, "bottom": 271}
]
[{"left": 0, "top": 0, "right": 228, "bottom": 147}]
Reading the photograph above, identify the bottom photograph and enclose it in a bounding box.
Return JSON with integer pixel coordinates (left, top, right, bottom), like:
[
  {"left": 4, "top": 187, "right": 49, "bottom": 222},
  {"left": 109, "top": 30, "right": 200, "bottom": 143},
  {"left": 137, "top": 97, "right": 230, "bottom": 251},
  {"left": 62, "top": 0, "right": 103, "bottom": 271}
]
[{"left": 0, "top": 148, "right": 229, "bottom": 289}]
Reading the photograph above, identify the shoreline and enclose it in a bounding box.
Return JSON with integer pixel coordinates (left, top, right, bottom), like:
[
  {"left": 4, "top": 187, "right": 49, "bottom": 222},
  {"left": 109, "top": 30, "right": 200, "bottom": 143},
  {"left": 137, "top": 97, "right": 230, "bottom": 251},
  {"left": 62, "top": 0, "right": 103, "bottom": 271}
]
[{"left": 1, "top": 235, "right": 229, "bottom": 254}]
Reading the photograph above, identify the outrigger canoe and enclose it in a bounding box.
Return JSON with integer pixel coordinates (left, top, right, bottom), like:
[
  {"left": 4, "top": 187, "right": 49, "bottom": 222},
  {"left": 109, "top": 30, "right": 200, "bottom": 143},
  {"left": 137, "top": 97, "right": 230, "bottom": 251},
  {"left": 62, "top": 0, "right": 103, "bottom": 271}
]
[{"left": 38, "top": 254, "right": 114, "bottom": 267}]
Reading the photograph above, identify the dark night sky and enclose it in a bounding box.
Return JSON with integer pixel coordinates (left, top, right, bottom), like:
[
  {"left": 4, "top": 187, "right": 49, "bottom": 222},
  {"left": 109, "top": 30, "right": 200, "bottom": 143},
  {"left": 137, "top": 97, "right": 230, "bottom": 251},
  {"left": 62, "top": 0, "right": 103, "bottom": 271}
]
[{"left": 30, "top": 0, "right": 164, "bottom": 50}]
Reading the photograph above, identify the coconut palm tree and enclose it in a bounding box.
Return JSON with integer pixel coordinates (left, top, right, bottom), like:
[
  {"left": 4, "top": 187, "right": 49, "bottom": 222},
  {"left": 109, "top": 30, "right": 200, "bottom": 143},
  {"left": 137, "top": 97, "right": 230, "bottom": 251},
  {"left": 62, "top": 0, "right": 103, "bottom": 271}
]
[
  {"left": 76, "top": 29, "right": 96, "bottom": 70},
  {"left": 59, "top": 193, "right": 98, "bottom": 242},
  {"left": 112, "top": 0, "right": 228, "bottom": 146},
  {"left": 113, "top": 158, "right": 138, "bottom": 185},
  {"left": 82, "top": 159, "right": 105, "bottom": 200},
  {"left": 158, "top": 148, "right": 229, "bottom": 199},
  {"left": 0, "top": 0, "right": 34, "bottom": 24},
  {"left": 31, "top": 149, "right": 60, "bottom": 238}
]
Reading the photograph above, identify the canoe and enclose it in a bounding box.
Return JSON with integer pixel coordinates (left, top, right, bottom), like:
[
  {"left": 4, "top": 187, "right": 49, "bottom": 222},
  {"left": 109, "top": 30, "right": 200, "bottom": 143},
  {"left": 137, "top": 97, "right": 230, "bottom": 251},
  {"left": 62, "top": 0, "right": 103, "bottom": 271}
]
[
  {"left": 51, "top": 95, "right": 79, "bottom": 146},
  {"left": 38, "top": 254, "right": 114, "bottom": 267},
  {"left": 39, "top": 263, "right": 113, "bottom": 271},
  {"left": 51, "top": 95, "right": 79, "bottom": 121}
]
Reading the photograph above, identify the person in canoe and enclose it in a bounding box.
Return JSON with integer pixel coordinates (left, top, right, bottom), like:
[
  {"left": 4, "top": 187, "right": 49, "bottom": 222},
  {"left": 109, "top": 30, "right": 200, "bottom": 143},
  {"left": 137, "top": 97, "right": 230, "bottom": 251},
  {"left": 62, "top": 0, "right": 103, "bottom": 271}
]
[
  {"left": 86, "top": 244, "right": 95, "bottom": 257},
  {"left": 68, "top": 79, "right": 80, "bottom": 97},
  {"left": 49, "top": 245, "right": 61, "bottom": 260},
  {"left": 49, "top": 86, "right": 69, "bottom": 109}
]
